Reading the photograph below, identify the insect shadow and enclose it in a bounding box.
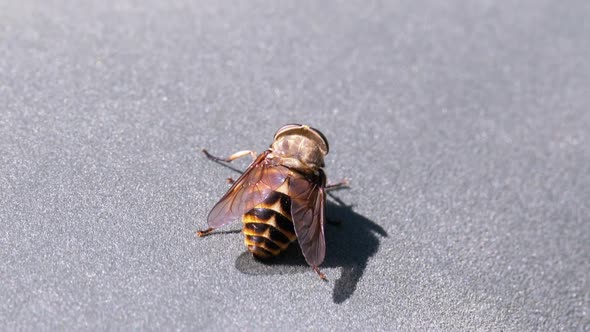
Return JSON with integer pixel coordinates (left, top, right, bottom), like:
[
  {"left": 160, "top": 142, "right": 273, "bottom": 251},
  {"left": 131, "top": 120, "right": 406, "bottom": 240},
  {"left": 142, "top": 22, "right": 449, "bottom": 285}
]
[{"left": 234, "top": 195, "right": 387, "bottom": 304}]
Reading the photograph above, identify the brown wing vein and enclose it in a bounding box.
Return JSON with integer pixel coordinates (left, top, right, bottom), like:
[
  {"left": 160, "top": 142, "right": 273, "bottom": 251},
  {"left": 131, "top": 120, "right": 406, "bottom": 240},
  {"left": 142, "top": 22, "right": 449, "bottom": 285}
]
[{"left": 290, "top": 170, "right": 327, "bottom": 267}]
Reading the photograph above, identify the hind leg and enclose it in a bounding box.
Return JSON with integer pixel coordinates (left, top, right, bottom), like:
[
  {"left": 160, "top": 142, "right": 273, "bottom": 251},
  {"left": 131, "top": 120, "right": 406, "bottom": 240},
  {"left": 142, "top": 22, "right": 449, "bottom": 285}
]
[
  {"left": 313, "top": 266, "right": 327, "bottom": 280},
  {"left": 326, "top": 178, "right": 349, "bottom": 191}
]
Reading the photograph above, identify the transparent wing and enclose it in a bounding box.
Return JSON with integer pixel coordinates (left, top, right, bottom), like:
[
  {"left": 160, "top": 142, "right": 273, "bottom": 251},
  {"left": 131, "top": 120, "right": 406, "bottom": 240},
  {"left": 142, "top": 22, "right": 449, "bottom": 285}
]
[
  {"left": 207, "top": 150, "right": 289, "bottom": 228},
  {"left": 290, "top": 170, "right": 327, "bottom": 267}
]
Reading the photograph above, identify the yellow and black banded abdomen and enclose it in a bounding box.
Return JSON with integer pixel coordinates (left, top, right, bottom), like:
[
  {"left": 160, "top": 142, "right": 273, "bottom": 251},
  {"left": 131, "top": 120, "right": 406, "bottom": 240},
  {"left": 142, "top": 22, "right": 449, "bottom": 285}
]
[{"left": 242, "top": 191, "right": 297, "bottom": 259}]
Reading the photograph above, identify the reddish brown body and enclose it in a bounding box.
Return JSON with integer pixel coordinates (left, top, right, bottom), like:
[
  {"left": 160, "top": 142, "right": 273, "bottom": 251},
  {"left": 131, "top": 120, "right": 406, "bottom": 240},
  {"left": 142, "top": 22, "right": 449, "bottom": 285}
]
[{"left": 199, "top": 124, "right": 330, "bottom": 278}]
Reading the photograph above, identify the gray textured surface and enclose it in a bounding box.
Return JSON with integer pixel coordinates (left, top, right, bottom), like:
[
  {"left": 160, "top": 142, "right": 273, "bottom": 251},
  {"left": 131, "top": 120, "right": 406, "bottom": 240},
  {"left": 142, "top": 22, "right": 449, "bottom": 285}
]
[{"left": 1, "top": 0, "right": 589, "bottom": 330}]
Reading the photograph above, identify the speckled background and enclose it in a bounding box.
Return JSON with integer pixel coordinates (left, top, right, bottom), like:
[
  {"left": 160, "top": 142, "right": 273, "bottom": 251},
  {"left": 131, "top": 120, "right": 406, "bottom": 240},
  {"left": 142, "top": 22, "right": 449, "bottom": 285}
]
[{"left": 1, "top": 0, "right": 589, "bottom": 330}]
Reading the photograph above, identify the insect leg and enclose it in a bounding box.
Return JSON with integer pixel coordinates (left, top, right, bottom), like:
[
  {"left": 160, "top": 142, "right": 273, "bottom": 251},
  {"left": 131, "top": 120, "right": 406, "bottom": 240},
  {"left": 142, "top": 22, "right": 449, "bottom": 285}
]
[
  {"left": 196, "top": 228, "right": 215, "bottom": 237},
  {"left": 313, "top": 266, "right": 327, "bottom": 280},
  {"left": 202, "top": 149, "right": 257, "bottom": 163},
  {"left": 325, "top": 178, "right": 349, "bottom": 191}
]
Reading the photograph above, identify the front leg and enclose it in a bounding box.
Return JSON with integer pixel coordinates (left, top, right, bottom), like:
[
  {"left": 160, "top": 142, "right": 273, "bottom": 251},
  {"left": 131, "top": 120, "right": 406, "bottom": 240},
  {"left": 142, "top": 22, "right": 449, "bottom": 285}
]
[
  {"left": 202, "top": 149, "right": 257, "bottom": 163},
  {"left": 202, "top": 149, "right": 255, "bottom": 184}
]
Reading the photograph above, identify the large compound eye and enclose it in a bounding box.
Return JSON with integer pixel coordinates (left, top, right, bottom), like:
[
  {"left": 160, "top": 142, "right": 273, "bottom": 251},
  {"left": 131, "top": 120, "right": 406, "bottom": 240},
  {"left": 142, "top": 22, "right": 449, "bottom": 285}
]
[
  {"left": 273, "top": 124, "right": 302, "bottom": 140},
  {"left": 309, "top": 127, "right": 329, "bottom": 154},
  {"left": 273, "top": 124, "right": 329, "bottom": 155}
]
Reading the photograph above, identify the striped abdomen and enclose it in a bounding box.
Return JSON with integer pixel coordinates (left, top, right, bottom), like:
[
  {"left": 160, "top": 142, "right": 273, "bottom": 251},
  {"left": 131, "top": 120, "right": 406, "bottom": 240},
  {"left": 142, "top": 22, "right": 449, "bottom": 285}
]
[{"left": 242, "top": 190, "right": 297, "bottom": 259}]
